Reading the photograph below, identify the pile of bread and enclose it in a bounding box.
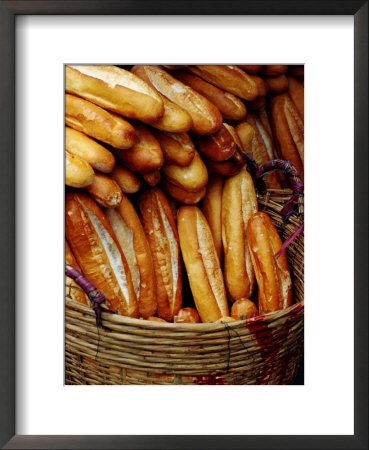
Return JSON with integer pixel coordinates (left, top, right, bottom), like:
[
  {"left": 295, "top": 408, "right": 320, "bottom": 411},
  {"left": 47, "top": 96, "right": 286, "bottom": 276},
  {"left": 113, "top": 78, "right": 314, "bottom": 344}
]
[{"left": 65, "top": 64, "right": 304, "bottom": 324}]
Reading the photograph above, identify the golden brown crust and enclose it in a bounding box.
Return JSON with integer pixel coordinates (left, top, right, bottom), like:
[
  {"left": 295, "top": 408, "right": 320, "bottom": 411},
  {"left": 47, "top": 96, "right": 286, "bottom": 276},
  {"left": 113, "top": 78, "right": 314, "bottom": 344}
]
[
  {"left": 161, "top": 179, "right": 206, "bottom": 204},
  {"left": 147, "top": 316, "right": 167, "bottom": 322},
  {"left": 230, "top": 298, "right": 258, "bottom": 320},
  {"left": 65, "top": 127, "right": 115, "bottom": 173},
  {"left": 172, "top": 70, "right": 247, "bottom": 121},
  {"left": 65, "top": 191, "right": 138, "bottom": 317},
  {"left": 141, "top": 170, "right": 161, "bottom": 187},
  {"left": 152, "top": 130, "right": 195, "bottom": 166},
  {"left": 65, "top": 65, "right": 164, "bottom": 123},
  {"left": 139, "top": 188, "right": 182, "bottom": 321},
  {"left": 177, "top": 206, "right": 229, "bottom": 323},
  {"left": 201, "top": 175, "right": 224, "bottom": 262},
  {"left": 193, "top": 124, "right": 236, "bottom": 162},
  {"left": 222, "top": 167, "right": 258, "bottom": 301},
  {"left": 215, "top": 316, "right": 236, "bottom": 323},
  {"left": 65, "top": 94, "right": 136, "bottom": 150},
  {"left": 65, "top": 241, "right": 90, "bottom": 306},
  {"left": 246, "top": 211, "right": 292, "bottom": 313},
  {"left": 128, "top": 65, "right": 193, "bottom": 132},
  {"left": 162, "top": 150, "right": 208, "bottom": 192},
  {"left": 175, "top": 307, "right": 201, "bottom": 323},
  {"left": 261, "top": 65, "right": 288, "bottom": 76},
  {"left": 187, "top": 65, "right": 259, "bottom": 101},
  {"left": 243, "top": 114, "right": 282, "bottom": 189},
  {"left": 248, "top": 74, "right": 269, "bottom": 97},
  {"left": 263, "top": 74, "right": 289, "bottom": 94},
  {"left": 109, "top": 165, "right": 141, "bottom": 194},
  {"left": 235, "top": 121, "right": 255, "bottom": 155},
  {"left": 238, "top": 65, "right": 263, "bottom": 74},
  {"left": 115, "top": 122, "right": 164, "bottom": 173},
  {"left": 131, "top": 66, "right": 222, "bottom": 135},
  {"left": 270, "top": 93, "right": 304, "bottom": 181},
  {"left": 65, "top": 151, "right": 95, "bottom": 188},
  {"left": 85, "top": 172, "right": 123, "bottom": 208},
  {"left": 205, "top": 156, "right": 245, "bottom": 176},
  {"left": 287, "top": 76, "right": 304, "bottom": 120},
  {"left": 105, "top": 194, "right": 157, "bottom": 318}
]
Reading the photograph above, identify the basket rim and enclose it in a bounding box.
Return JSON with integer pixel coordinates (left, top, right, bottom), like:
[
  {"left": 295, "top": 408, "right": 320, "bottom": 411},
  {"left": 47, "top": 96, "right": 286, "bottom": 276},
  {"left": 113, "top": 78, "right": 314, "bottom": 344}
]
[{"left": 66, "top": 296, "right": 304, "bottom": 332}]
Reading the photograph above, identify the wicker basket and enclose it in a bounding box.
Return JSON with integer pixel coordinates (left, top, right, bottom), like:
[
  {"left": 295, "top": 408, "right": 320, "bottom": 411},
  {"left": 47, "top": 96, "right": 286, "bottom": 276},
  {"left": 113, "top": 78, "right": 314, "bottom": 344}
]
[{"left": 65, "top": 185, "right": 304, "bottom": 385}]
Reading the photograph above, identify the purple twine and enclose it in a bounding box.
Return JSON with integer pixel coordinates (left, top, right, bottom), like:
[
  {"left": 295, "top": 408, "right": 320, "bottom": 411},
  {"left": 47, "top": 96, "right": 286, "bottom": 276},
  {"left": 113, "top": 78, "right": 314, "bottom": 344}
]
[
  {"left": 244, "top": 156, "right": 304, "bottom": 255},
  {"left": 65, "top": 264, "right": 113, "bottom": 330}
]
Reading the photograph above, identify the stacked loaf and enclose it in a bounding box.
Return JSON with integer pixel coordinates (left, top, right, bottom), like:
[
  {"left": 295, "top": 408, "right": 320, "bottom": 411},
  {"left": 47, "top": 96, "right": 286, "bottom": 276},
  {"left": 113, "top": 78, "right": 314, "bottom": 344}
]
[{"left": 65, "top": 64, "right": 303, "bottom": 323}]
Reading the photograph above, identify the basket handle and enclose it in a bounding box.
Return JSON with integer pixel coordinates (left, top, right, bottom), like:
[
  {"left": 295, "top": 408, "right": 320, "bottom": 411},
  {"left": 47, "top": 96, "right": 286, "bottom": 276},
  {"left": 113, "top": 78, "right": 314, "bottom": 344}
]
[
  {"left": 243, "top": 153, "right": 304, "bottom": 257},
  {"left": 65, "top": 264, "right": 113, "bottom": 330}
]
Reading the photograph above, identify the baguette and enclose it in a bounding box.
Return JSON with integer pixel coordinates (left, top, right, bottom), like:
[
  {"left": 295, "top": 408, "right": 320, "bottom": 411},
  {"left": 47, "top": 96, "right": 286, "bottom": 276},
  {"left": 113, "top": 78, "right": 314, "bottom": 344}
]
[
  {"left": 128, "top": 65, "right": 193, "bottom": 132},
  {"left": 115, "top": 122, "right": 164, "bottom": 173},
  {"left": 162, "top": 179, "right": 206, "bottom": 205},
  {"left": 85, "top": 172, "right": 123, "bottom": 208},
  {"left": 261, "top": 65, "right": 288, "bottom": 76},
  {"left": 65, "top": 191, "right": 138, "bottom": 317},
  {"left": 175, "top": 307, "right": 201, "bottom": 324},
  {"left": 205, "top": 156, "right": 245, "bottom": 177},
  {"left": 235, "top": 121, "right": 254, "bottom": 155},
  {"left": 240, "top": 114, "right": 282, "bottom": 189},
  {"left": 65, "top": 151, "right": 94, "bottom": 188},
  {"left": 201, "top": 175, "right": 224, "bottom": 262},
  {"left": 238, "top": 65, "right": 263, "bottom": 74},
  {"left": 105, "top": 194, "right": 157, "bottom": 318},
  {"left": 162, "top": 150, "right": 208, "bottom": 192},
  {"left": 287, "top": 76, "right": 304, "bottom": 120},
  {"left": 193, "top": 123, "right": 236, "bottom": 162},
  {"left": 152, "top": 130, "right": 195, "bottom": 167},
  {"left": 142, "top": 170, "right": 161, "bottom": 187},
  {"left": 177, "top": 206, "right": 229, "bottom": 323},
  {"left": 65, "top": 65, "right": 164, "bottom": 122},
  {"left": 248, "top": 74, "right": 269, "bottom": 97},
  {"left": 172, "top": 70, "right": 247, "bottom": 121},
  {"left": 139, "top": 188, "right": 182, "bottom": 321},
  {"left": 186, "top": 65, "right": 259, "bottom": 101},
  {"left": 131, "top": 65, "right": 222, "bottom": 135},
  {"left": 230, "top": 298, "right": 258, "bottom": 320},
  {"left": 65, "top": 127, "right": 115, "bottom": 173},
  {"left": 263, "top": 74, "right": 289, "bottom": 94},
  {"left": 246, "top": 211, "right": 292, "bottom": 313},
  {"left": 110, "top": 165, "right": 141, "bottom": 194},
  {"left": 270, "top": 93, "right": 304, "bottom": 180},
  {"left": 222, "top": 167, "right": 258, "bottom": 300},
  {"left": 65, "top": 94, "right": 136, "bottom": 150}
]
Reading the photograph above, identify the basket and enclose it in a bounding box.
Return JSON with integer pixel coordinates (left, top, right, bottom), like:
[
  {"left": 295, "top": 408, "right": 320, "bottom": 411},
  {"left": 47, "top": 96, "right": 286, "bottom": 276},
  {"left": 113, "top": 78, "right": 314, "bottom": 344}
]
[{"left": 65, "top": 160, "right": 304, "bottom": 385}]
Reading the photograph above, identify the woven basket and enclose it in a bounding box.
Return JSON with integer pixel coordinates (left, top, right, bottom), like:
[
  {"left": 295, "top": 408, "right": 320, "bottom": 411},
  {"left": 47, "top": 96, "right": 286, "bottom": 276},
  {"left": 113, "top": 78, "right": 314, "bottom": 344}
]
[{"left": 65, "top": 184, "right": 304, "bottom": 385}]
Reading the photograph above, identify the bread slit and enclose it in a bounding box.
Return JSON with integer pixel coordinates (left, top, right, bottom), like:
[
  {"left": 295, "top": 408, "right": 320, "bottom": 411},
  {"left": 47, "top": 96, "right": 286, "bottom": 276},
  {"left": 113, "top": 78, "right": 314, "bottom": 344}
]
[{"left": 80, "top": 202, "right": 130, "bottom": 306}]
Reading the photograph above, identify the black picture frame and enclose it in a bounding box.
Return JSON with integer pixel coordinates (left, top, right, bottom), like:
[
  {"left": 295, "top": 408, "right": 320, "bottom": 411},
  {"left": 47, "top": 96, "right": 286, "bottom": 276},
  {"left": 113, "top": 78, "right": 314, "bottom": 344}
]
[{"left": 1, "top": 1, "right": 367, "bottom": 449}]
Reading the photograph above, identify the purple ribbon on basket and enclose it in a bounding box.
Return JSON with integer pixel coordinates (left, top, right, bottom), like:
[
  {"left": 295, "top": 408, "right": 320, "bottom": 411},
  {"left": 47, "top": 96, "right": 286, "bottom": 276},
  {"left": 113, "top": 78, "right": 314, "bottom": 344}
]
[
  {"left": 65, "top": 264, "right": 114, "bottom": 330},
  {"left": 244, "top": 155, "right": 304, "bottom": 257}
]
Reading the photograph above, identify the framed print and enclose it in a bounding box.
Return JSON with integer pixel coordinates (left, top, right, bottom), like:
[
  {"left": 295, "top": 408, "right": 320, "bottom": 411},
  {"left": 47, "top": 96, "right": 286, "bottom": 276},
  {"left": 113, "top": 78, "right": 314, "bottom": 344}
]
[{"left": 1, "top": 1, "right": 367, "bottom": 449}]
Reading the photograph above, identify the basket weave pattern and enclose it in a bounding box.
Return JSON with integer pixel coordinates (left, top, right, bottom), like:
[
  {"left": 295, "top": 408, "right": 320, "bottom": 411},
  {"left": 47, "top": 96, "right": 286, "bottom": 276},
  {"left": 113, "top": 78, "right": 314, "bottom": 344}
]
[{"left": 65, "top": 189, "right": 304, "bottom": 385}]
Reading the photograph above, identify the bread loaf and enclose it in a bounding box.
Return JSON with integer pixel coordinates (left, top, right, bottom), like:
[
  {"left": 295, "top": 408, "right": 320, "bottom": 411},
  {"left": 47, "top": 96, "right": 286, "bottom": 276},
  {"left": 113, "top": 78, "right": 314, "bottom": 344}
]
[
  {"left": 246, "top": 211, "right": 292, "bottom": 313},
  {"left": 139, "top": 188, "right": 182, "bottom": 321},
  {"left": 131, "top": 65, "right": 223, "bottom": 135},
  {"left": 65, "top": 127, "right": 115, "bottom": 173},
  {"left": 65, "top": 191, "right": 139, "bottom": 317},
  {"left": 65, "top": 94, "right": 136, "bottom": 150},
  {"left": 177, "top": 206, "right": 229, "bottom": 323},
  {"left": 65, "top": 65, "right": 164, "bottom": 122},
  {"left": 222, "top": 167, "right": 258, "bottom": 300},
  {"left": 105, "top": 194, "right": 157, "bottom": 318}
]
